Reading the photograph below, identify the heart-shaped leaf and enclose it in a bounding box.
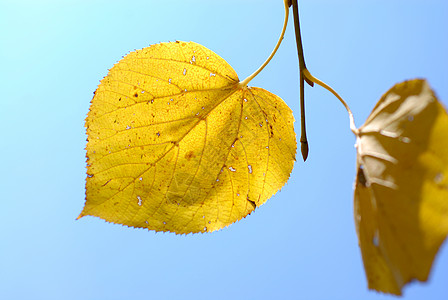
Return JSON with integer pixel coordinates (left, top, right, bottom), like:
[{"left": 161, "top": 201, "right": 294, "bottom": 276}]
[{"left": 79, "top": 41, "right": 296, "bottom": 234}]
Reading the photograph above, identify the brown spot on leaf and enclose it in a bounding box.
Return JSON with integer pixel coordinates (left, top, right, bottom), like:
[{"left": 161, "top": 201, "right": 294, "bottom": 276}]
[
  {"left": 247, "top": 196, "right": 256, "bottom": 209},
  {"left": 357, "top": 165, "right": 367, "bottom": 187},
  {"left": 185, "top": 151, "right": 196, "bottom": 160},
  {"left": 134, "top": 93, "right": 138, "bottom": 98}
]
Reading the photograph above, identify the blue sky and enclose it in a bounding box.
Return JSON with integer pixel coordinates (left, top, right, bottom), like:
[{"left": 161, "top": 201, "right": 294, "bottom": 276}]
[{"left": 1, "top": 0, "right": 447, "bottom": 299}]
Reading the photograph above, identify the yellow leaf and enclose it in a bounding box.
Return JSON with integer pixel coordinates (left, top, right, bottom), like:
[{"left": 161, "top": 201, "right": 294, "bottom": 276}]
[
  {"left": 79, "top": 41, "right": 296, "bottom": 234},
  {"left": 354, "top": 79, "right": 448, "bottom": 294}
]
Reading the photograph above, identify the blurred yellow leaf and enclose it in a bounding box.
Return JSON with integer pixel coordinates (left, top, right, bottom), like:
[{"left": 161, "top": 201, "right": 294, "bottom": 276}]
[
  {"left": 79, "top": 41, "right": 296, "bottom": 234},
  {"left": 354, "top": 79, "right": 448, "bottom": 295}
]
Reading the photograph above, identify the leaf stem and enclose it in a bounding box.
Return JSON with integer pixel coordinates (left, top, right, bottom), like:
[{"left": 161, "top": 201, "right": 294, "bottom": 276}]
[
  {"left": 299, "top": 70, "right": 309, "bottom": 160},
  {"left": 292, "top": 0, "right": 313, "bottom": 161},
  {"left": 302, "top": 68, "right": 358, "bottom": 135},
  {"left": 292, "top": 0, "right": 313, "bottom": 88},
  {"left": 238, "top": 0, "right": 290, "bottom": 88}
]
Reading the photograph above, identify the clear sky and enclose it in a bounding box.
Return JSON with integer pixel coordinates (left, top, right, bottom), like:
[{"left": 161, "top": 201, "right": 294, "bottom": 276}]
[{"left": 1, "top": 0, "right": 447, "bottom": 299}]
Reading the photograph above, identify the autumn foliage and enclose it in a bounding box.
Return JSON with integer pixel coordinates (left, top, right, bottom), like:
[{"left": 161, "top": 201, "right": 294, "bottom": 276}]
[{"left": 79, "top": 0, "right": 448, "bottom": 296}]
